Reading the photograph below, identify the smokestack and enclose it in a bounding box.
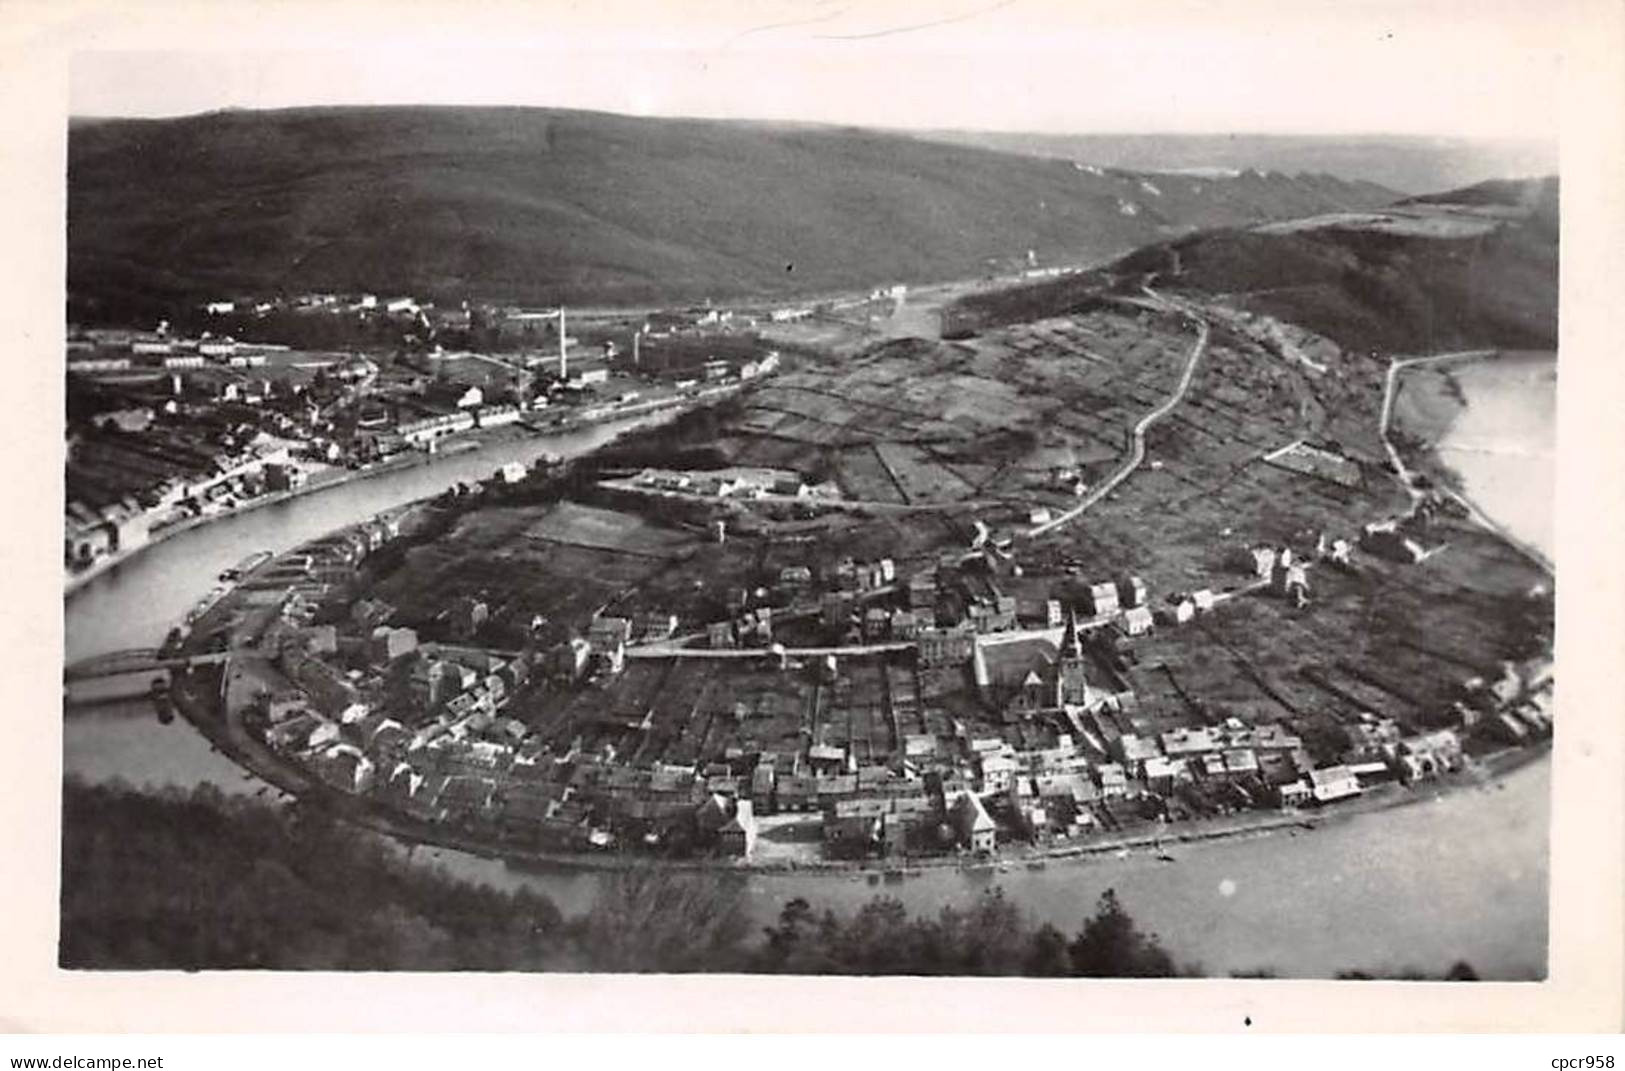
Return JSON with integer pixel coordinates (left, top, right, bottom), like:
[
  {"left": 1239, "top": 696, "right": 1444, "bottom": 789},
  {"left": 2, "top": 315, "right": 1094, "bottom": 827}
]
[{"left": 558, "top": 306, "right": 568, "bottom": 381}]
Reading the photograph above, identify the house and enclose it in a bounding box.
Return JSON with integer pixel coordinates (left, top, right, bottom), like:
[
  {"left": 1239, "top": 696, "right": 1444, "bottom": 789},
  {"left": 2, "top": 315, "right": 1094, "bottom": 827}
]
[
  {"left": 1085, "top": 581, "right": 1120, "bottom": 617},
  {"left": 1396, "top": 730, "right": 1464, "bottom": 781},
  {"left": 1277, "top": 779, "right": 1313, "bottom": 807},
  {"left": 1117, "top": 576, "right": 1147, "bottom": 609},
  {"left": 591, "top": 639, "right": 625, "bottom": 676},
  {"left": 638, "top": 611, "right": 679, "bottom": 640},
  {"left": 1142, "top": 756, "right": 1183, "bottom": 793},
  {"left": 751, "top": 758, "right": 778, "bottom": 808},
  {"left": 1028, "top": 506, "right": 1053, "bottom": 527},
  {"left": 1250, "top": 546, "right": 1278, "bottom": 578},
  {"left": 807, "top": 743, "right": 847, "bottom": 775},
  {"left": 1045, "top": 599, "right": 1064, "bottom": 627},
  {"left": 1119, "top": 606, "right": 1154, "bottom": 637},
  {"left": 1307, "top": 766, "right": 1362, "bottom": 804},
  {"left": 978, "top": 753, "right": 1019, "bottom": 794},
  {"left": 301, "top": 625, "right": 339, "bottom": 655},
  {"left": 1274, "top": 560, "right": 1310, "bottom": 601},
  {"left": 1111, "top": 733, "right": 1161, "bottom": 772},
  {"left": 1192, "top": 589, "right": 1216, "bottom": 613},
  {"left": 369, "top": 626, "right": 418, "bottom": 665},
  {"left": 1489, "top": 712, "right": 1530, "bottom": 745},
  {"left": 1163, "top": 597, "right": 1196, "bottom": 625},
  {"left": 952, "top": 791, "right": 997, "bottom": 853},
  {"left": 916, "top": 625, "right": 975, "bottom": 667},
  {"left": 903, "top": 734, "right": 937, "bottom": 759},
  {"left": 776, "top": 774, "right": 819, "bottom": 812},
  {"left": 1093, "top": 762, "right": 1129, "bottom": 798},
  {"left": 718, "top": 799, "right": 758, "bottom": 857},
  {"left": 588, "top": 616, "right": 633, "bottom": 649},
  {"left": 1163, "top": 724, "right": 1215, "bottom": 757},
  {"left": 1222, "top": 748, "right": 1259, "bottom": 778}
]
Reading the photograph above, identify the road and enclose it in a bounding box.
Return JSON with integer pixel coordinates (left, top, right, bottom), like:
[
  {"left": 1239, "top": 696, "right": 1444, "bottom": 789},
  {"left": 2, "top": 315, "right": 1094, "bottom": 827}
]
[
  {"left": 1025, "top": 285, "right": 1210, "bottom": 539},
  {"left": 625, "top": 640, "right": 915, "bottom": 660},
  {"left": 1378, "top": 349, "right": 1495, "bottom": 500},
  {"left": 601, "top": 479, "right": 1009, "bottom": 516}
]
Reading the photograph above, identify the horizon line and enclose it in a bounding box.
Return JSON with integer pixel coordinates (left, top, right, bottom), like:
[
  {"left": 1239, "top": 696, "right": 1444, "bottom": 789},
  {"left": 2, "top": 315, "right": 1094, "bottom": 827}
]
[{"left": 64, "top": 103, "right": 1559, "bottom": 146}]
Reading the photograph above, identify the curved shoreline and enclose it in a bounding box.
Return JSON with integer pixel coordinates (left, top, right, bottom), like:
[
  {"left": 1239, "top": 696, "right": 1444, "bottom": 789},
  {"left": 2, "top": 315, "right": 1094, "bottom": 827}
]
[
  {"left": 141, "top": 340, "right": 1554, "bottom": 883},
  {"left": 63, "top": 397, "right": 699, "bottom": 602},
  {"left": 1386, "top": 348, "right": 1555, "bottom": 576},
  {"left": 65, "top": 447, "right": 444, "bottom": 601}
]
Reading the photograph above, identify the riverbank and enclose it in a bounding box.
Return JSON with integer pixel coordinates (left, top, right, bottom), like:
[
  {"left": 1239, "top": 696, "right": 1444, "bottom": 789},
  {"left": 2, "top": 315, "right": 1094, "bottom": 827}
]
[
  {"left": 1390, "top": 348, "right": 1556, "bottom": 576},
  {"left": 65, "top": 447, "right": 443, "bottom": 600},
  {"left": 63, "top": 389, "right": 709, "bottom": 601}
]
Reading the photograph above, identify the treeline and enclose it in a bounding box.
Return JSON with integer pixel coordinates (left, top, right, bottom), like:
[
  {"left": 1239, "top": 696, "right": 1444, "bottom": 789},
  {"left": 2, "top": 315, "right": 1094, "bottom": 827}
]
[
  {"left": 60, "top": 781, "right": 1483, "bottom": 978},
  {"left": 59, "top": 781, "right": 1185, "bottom": 974},
  {"left": 61, "top": 780, "right": 573, "bottom": 971},
  {"left": 757, "top": 887, "right": 1185, "bottom": 976}
]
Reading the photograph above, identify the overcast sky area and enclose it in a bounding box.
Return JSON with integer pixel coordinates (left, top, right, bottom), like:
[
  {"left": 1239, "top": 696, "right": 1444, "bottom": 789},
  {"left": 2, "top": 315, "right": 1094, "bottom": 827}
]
[{"left": 67, "top": 0, "right": 1565, "bottom": 142}]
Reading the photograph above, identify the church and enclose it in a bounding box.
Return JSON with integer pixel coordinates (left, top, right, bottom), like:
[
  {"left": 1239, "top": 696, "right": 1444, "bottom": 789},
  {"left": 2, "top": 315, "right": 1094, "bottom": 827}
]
[{"left": 971, "top": 611, "right": 1100, "bottom": 718}]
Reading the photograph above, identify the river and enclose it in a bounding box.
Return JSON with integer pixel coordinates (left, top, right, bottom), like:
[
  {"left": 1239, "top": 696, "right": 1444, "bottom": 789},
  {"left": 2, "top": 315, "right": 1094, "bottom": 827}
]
[
  {"left": 1435, "top": 351, "right": 1556, "bottom": 556},
  {"left": 61, "top": 356, "right": 1557, "bottom": 979}
]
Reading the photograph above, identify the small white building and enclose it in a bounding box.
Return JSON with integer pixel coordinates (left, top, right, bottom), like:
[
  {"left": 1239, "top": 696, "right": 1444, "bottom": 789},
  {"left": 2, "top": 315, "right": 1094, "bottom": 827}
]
[
  {"left": 1119, "top": 606, "right": 1154, "bottom": 637},
  {"left": 1308, "top": 766, "right": 1361, "bottom": 804}
]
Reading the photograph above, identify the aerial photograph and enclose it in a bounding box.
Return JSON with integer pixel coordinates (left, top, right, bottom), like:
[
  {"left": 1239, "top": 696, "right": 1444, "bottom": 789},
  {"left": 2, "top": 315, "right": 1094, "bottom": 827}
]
[{"left": 60, "top": 4, "right": 1560, "bottom": 980}]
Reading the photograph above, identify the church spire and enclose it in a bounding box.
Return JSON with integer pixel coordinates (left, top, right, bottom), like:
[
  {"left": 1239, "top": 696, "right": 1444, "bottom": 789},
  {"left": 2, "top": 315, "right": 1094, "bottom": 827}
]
[{"left": 1061, "top": 607, "right": 1084, "bottom": 662}]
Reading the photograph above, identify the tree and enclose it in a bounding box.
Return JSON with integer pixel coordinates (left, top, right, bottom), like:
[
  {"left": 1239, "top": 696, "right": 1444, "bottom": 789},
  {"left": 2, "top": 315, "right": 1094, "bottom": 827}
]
[
  {"left": 576, "top": 866, "right": 751, "bottom": 973},
  {"left": 1024, "top": 923, "right": 1072, "bottom": 977},
  {"left": 1068, "top": 888, "right": 1178, "bottom": 978}
]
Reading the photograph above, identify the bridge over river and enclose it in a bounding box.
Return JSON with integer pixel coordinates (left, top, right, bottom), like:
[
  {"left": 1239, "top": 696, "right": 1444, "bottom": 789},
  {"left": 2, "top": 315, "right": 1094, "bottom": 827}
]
[{"left": 63, "top": 648, "right": 231, "bottom": 684}]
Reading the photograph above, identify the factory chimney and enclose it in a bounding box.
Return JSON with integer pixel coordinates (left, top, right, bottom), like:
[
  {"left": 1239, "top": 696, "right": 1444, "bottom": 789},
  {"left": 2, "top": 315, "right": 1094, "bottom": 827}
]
[{"left": 558, "top": 306, "right": 568, "bottom": 381}]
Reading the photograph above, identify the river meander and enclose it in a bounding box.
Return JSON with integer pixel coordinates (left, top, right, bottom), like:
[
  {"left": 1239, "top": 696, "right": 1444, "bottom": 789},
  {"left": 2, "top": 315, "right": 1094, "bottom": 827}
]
[{"left": 62, "top": 354, "right": 1557, "bottom": 978}]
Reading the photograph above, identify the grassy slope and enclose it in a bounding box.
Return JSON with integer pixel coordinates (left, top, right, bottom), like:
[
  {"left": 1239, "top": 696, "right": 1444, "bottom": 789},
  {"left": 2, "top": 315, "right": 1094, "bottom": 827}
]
[
  {"left": 1151, "top": 179, "right": 1557, "bottom": 352},
  {"left": 68, "top": 106, "right": 1398, "bottom": 312},
  {"left": 947, "top": 177, "right": 1557, "bottom": 353}
]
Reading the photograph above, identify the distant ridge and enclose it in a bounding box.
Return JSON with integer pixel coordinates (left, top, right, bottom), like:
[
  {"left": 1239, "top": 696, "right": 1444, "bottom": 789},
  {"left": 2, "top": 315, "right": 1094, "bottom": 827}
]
[
  {"left": 903, "top": 130, "right": 1557, "bottom": 197},
  {"left": 68, "top": 105, "right": 1401, "bottom": 317}
]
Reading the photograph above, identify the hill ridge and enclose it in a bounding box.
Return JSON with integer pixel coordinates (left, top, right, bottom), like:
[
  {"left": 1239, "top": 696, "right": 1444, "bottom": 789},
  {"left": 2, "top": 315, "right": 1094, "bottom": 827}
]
[{"left": 70, "top": 104, "right": 1402, "bottom": 317}]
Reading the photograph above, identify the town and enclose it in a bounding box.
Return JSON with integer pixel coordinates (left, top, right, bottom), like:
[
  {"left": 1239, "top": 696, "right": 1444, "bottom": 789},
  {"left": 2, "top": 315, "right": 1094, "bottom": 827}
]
[
  {"left": 64, "top": 290, "right": 793, "bottom": 589},
  {"left": 137, "top": 275, "right": 1556, "bottom": 872}
]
